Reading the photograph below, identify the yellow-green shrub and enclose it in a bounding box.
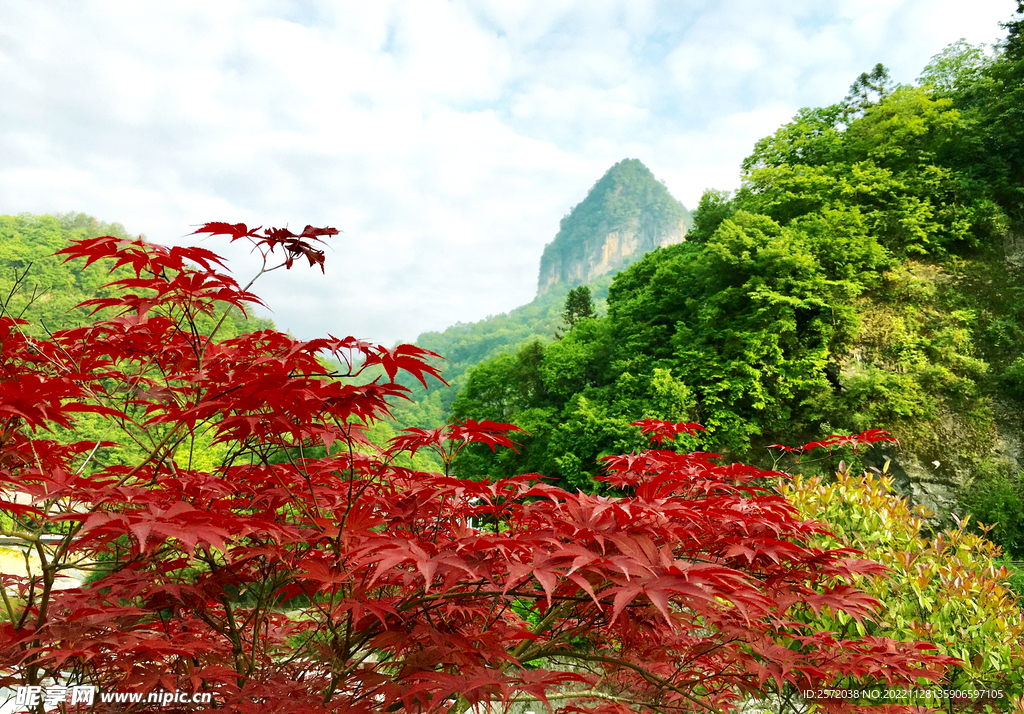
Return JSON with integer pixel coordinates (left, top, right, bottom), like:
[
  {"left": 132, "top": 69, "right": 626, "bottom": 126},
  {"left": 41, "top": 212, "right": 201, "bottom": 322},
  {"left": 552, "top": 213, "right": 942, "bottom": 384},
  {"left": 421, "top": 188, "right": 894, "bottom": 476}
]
[{"left": 780, "top": 470, "right": 1024, "bottom": 707}]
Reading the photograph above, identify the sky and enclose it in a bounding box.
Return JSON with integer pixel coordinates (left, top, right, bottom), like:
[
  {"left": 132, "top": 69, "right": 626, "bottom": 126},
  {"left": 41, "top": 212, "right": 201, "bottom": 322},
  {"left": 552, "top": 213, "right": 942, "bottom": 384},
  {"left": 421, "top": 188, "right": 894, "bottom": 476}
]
[{"left": 0, "top": 0, "right": 1015, "bottom": 346}]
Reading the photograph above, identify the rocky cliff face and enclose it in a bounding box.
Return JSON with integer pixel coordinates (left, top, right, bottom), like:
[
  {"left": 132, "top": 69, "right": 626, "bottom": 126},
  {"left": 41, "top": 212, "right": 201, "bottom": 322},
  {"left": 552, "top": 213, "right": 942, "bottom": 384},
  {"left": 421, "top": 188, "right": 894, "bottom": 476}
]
[{"left": 537, "top": 159, "right": 691, "bottom": 296}]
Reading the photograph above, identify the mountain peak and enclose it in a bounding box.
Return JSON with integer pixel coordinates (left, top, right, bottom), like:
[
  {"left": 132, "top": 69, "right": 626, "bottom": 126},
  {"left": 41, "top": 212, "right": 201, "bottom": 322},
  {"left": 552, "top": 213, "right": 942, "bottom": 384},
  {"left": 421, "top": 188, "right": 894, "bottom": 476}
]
[{"left": 537, "top": 159, "right": 691, "bottom": 296}]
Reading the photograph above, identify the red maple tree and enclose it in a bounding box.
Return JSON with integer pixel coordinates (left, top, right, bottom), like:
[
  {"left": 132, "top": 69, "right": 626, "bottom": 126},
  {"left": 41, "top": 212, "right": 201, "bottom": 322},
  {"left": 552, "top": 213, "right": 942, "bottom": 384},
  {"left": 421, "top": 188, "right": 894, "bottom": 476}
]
[{"left": 0, "top": 223, "right": 954, "bottom": 713}]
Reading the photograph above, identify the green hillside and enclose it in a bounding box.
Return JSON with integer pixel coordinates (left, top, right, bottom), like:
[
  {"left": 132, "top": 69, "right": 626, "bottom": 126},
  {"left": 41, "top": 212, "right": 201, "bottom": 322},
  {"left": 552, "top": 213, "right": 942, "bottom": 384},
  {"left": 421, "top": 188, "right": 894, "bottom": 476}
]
[
  {"left": 0, "top": 212, "right": 273, "bottom": 341},
  {"left": 391, "top": 274, "right": 614, "bottom": 429},
  {"left": 0, "top": 212, "right": 280, "bottom": 472}
]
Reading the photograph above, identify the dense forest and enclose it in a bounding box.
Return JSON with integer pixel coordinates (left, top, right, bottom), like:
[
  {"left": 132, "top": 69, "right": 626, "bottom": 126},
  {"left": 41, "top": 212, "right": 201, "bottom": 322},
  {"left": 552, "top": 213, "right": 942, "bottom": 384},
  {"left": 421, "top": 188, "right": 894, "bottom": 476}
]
[
  {"left": 0, "top": 213, "right": 273, "bottom": 341},
  {"left": 433, "top": 18, "right": 1024, "bottom": 567}
]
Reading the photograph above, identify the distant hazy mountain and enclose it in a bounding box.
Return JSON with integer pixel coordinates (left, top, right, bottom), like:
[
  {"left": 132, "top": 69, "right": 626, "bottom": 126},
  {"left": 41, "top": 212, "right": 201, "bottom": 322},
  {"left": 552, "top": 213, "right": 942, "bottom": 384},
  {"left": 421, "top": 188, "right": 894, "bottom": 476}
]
[{"left": 536, "top": 158, "right": 692, "bottom": 296}]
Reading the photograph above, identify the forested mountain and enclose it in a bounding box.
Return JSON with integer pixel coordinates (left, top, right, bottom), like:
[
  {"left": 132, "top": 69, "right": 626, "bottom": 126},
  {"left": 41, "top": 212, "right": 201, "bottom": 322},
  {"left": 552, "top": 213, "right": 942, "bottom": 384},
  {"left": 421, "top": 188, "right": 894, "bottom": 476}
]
[
  {"left": 537, "top": 158, "right": 691, "bottom": 296},
  {"left": 445, "top": 18, "right": 1024, "bottom": 563}
]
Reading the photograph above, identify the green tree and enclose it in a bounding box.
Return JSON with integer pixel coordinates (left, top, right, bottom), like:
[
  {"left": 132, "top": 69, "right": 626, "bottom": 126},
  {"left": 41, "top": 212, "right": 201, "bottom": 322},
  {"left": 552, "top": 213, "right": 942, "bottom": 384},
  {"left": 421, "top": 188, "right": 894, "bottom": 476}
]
[
  {"left": 741, "top": 105, "right": 847, "bottom": 174},
  {"left": 918, "top": 38, "right": 992, "bottom": 95},
  {"left": 959, "top": 462, "right": 1024, "bottom": 558},
  {"left": 980, "top": 2, "right": 1024, "bottom": 222},
  {"left": 844, "top": 62, "right": 894, "bottom": 116},
  {"left": 687, "top": 188, "right": 735, "bottom": 243},
  {"left": 561, "top": 285, "right": 596, "bottom": 330}
]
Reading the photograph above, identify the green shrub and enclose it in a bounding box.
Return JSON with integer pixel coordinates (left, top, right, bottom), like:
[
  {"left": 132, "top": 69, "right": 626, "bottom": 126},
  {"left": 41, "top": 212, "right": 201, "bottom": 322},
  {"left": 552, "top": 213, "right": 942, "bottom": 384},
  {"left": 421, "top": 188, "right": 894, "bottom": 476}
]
[{"left": 959, "top": 463, "right": 1024, "bottom": 558}]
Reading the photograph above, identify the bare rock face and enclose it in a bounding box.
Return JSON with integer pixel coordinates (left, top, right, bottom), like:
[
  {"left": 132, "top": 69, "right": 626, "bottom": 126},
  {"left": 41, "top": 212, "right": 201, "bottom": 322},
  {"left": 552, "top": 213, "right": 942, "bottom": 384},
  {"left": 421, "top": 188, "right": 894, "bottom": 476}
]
[
  {"left": 862, "top": 431, "right": 971, "bottom": 529},
  {"left": 1004, "top": 228, "right": 1024, "bottom": 270},
  {"left": 537, "top": 159, "right": 692, "bottom": 296},
  {"left": 537, "top": 218, "right": 688, "bottom": 296}
]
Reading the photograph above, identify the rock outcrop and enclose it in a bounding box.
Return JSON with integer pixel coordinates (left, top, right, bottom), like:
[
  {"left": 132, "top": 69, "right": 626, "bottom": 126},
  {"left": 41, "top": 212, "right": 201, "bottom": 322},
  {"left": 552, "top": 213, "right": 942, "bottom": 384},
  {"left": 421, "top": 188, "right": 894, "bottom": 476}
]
[{"left": 537, "top": 159, "right": 691, "bottom": 296}]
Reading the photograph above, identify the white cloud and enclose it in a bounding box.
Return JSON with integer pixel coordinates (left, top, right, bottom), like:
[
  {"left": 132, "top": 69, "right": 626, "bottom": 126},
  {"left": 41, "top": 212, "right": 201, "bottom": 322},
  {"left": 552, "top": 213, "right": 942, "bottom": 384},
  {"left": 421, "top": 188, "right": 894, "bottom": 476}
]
[{"left": 0, "top": 0, "right": 1013, "bottom": 346}]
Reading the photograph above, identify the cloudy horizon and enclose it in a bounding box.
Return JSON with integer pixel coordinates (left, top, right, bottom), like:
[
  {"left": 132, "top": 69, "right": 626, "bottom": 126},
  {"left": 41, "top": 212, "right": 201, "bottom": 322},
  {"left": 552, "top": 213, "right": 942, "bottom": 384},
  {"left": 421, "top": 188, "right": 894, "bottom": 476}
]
[{"left": 0, "top": 0, "right": 1014, "bottom": 345}]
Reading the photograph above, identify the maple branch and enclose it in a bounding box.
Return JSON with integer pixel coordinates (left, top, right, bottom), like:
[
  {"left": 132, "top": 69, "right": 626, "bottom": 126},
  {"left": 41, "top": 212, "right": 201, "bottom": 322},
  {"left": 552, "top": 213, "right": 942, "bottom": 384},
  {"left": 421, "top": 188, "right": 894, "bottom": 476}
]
[
  {"left": 204, "top": 560, "right": 249, "bottom": 685},
  {"left": 15, "top": 572, "right": 35, "bottom": 632},
  {"left": 0, "top": 263, "right": 36, "bottom": 317},
  {"left": 29, "top": 537, "right": 58, "bottom": 677},
  {"left": 0, "top": 575, "right": 18, "bottom": 625},
  {"left": 511, "top": 688, "right": 689, "bottom": 710},
  {"left": 111, "top": 423, "right": 183, "bottom": 488},
  {"left": 49, "top": 421, "right": 192, "bottom": 569},
  {"left": 510, "top": 599, "right": 573, "bottom": 661},
  {"left": 0, "top": 527, "right": 41, "bottom": 543},
  {"left": 542, "top": 650, "right": 725, "bottom": 714},
  {"left": 200, "top": 252, "right": 276, "bottom": 359},
  {"left": 256, "top": 446, "right": 319, "bottom": 525},
  {"left": 74, "top": 439, "right": 105, "bottom": 475}
]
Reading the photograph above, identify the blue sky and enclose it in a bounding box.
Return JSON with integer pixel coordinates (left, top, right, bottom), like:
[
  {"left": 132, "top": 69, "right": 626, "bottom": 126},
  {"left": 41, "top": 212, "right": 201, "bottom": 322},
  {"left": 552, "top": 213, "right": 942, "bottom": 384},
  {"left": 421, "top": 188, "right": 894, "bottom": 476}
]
[{"left": 0, "top": 0, "right": 1014, "bottom": 345}]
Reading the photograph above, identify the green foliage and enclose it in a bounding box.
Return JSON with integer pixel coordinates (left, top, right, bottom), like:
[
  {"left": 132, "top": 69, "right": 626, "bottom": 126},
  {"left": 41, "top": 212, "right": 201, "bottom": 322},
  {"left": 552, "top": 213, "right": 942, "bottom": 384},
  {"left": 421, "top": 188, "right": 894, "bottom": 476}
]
[
  {"left": 743, "top": 86, "right": 986, "bottom": 257},
  {"left": 829, "top": 261, "right": 992, "bottom": 461},
  {"left": 959, "top": 461, "right": 1024, "bottom": 558},
  {"left": 741, "top": 105, "right": 847, "bottom": 173},
  {"left": 996, "top": 555, "right": 1024, "bottom": 596},
  {"left": 561, "top": 285, "right": 595, "bottom": 330},
  {"left": 450, "top": 319, "right": 697, "bottom": 488},
  {"left": 943, "top": 3, "right": 1024, "bottom": 223},
  {"left": 844, "top": 62, "right": 894, "bottom": 116},
  {"left": 1006, "top": 1, "right": 1024, "bottom": 62},
  {"left": 781, "top": 471, "right": 1024, "bottom": 706},
  {"left": 667, "top": 211, "right": 838, "bottom": 449},
  {"left": 0, "top": 213, "right": 131, "bottom": 336},
  {"left": 918, "top": 38, "right": 993, "bottom": 95},
  {"left": 687, "top": 188, "right": 735, "bottom": 244},
  {"left": 451, "top": 340, "right": 551, "bottom": 423}
]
